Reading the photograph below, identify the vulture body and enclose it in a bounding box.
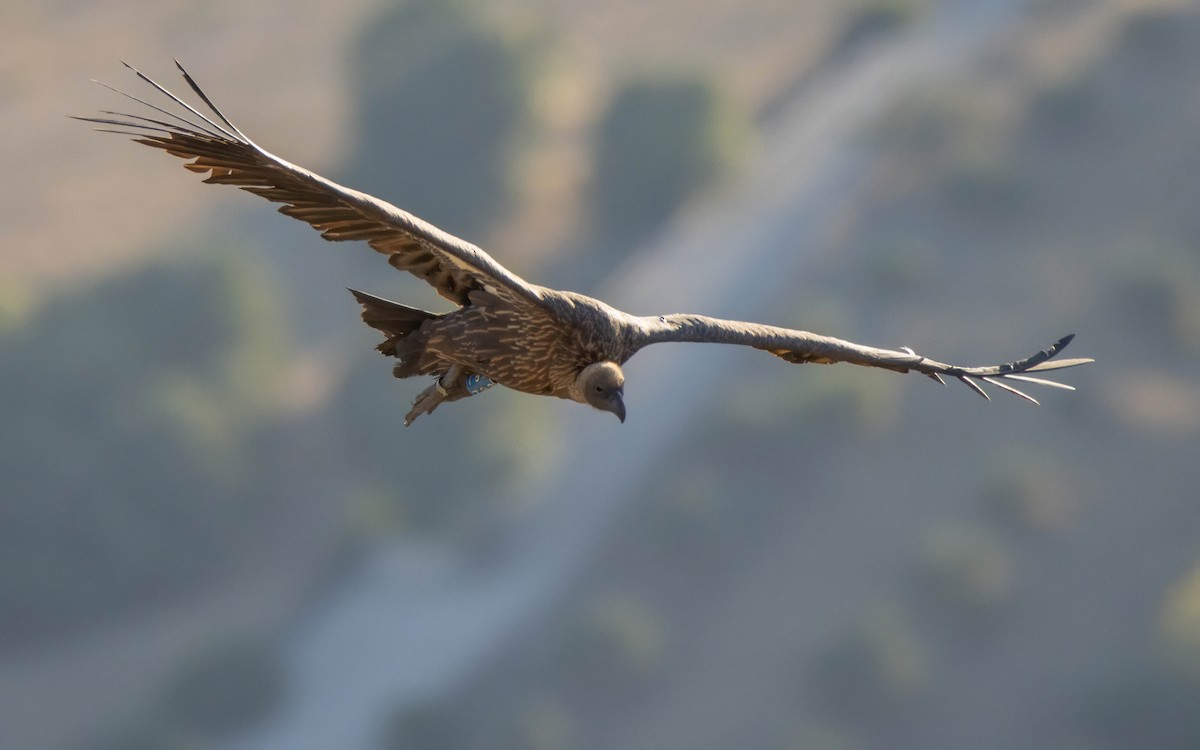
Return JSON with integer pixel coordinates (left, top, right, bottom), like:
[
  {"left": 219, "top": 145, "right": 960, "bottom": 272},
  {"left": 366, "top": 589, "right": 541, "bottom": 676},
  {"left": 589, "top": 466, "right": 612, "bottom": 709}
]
[{"left": 78, "top": 62, "right": 1092, "bottom": 425}]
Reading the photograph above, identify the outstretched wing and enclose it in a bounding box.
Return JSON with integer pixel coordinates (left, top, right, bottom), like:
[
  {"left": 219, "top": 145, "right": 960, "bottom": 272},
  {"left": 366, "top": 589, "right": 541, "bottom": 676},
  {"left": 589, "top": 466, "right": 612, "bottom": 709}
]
[
  {"left": 637, "top": 315, "right": 1093, "bottom": 404},
  {"left": 75, "top": 61, "right": 544, "bottom": 309}
]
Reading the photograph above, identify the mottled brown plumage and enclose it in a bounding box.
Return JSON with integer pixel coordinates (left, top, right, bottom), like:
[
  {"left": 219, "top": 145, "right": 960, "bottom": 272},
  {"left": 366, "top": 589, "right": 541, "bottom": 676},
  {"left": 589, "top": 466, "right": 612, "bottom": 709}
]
[{"left": 78, "top": 62, "right": 1093, "bottom": 425}]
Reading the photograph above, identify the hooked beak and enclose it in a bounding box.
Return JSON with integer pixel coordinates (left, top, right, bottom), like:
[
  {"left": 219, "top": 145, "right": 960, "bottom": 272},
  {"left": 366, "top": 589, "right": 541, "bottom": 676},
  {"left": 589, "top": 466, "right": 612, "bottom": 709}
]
[{"left": 609, "top": 392, "right": 626, "bottom": 423}]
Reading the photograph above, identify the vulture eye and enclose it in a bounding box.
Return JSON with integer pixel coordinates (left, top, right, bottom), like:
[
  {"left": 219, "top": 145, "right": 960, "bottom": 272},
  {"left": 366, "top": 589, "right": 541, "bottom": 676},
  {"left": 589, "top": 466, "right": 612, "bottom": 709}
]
[{"left": 594, "top": 385, "right": 604, "bottom": 393}]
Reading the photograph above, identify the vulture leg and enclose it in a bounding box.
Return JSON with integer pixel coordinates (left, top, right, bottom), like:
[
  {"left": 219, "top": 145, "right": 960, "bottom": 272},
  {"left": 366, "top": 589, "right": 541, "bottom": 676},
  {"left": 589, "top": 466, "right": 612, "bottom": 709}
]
[{"left": 404, "top": 364, "right": 467, "bottom": 426}]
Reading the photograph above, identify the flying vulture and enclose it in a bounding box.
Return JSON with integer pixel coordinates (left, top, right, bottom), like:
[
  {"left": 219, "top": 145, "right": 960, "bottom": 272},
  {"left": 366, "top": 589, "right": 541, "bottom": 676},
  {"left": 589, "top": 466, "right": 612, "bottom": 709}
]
[{"left": 77, "top": 62, "right": 1093, "bottom": 425}]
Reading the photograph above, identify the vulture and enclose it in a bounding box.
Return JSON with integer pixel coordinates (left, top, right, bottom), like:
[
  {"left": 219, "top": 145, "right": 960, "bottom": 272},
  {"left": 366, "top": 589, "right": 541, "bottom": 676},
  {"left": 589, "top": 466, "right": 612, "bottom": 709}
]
[{"left": 77, "top": 62, "right": 1093, "bottom": 425}]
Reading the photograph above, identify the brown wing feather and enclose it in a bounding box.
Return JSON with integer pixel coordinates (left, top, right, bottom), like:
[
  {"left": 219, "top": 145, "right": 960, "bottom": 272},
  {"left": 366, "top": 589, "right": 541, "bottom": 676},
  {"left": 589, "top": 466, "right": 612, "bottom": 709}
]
[
  {"left": 637, "top": 314, "right": 1093, "bottom": 404},
  {"left": 76, "top": 61, "right": 544, "bottom": 309}
]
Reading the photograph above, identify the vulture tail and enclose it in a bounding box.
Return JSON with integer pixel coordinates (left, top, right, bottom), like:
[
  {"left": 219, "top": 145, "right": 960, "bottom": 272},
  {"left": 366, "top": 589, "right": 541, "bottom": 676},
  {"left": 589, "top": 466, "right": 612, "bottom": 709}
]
[{"left": 348, "top": 289, "right": 439, "bottom": 375}]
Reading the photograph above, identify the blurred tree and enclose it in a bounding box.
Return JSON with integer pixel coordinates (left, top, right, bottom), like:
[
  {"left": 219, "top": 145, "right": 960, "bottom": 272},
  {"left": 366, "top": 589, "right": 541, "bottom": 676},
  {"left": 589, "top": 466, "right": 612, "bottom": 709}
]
[
  {"left": 499, "top": 699, "right": 576, "bottom": 750},
  {"left": 917, "top": 523, "right": 1015, "bottom": 615},
  {"left": 80, "top": 723, "right": 183, "bottom": 750},
  {"left": 382, "top": 701, "right": 470, "bottom": 750},
  {"left": 782, "top": 724, "right": 858, "bottom": 750},
  {"left": 811, "top": 605, "right": 928, "bottom": 715},
  {"left": 1079, "top": 663, "right": 1200, "bottom": 750},
  {"left": 1160, "top": 564, "right": 1200, "bottom": 679},
  {"left": 348, "top": 0, "right": 544, "bottom": 242},
  {"left": 831, "top": 0, "right": 929, "bottom": 58},
  {"left": 1110, "top": 248, "right": 1200, "bottom": 355},
  {"left": 559, "top": 592, "right": 666, "bottom": 697},
  {"left": 647, "top": 464, "right": 733, "bottom": 560},
  {"left": 1116, "top": 7, "right": 1196, "bottom": 63},
  {"left": 0, "top": 252, "right": 289, "bottom": 644},
  {"left": 983, "top": 450, "right": 1078, "bottom": 531},
  {"left": 1027, "top": 74, "right": 1100, "bottom": 143},
  {"left": 322, "top": 357, "right": 493, "bottom": 535},
  {"left": 589, "top": 74, "right": 748, "bottom": 253},
  {"left": 158, "top": 634, "right": 286, "bottom": 738}
]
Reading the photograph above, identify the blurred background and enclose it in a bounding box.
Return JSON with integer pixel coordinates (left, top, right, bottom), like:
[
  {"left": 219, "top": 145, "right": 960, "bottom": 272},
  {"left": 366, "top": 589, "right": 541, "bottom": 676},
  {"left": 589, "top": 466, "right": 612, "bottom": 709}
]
[{"left": 2, "top": 0, "right": 1198, "bottom": 747}]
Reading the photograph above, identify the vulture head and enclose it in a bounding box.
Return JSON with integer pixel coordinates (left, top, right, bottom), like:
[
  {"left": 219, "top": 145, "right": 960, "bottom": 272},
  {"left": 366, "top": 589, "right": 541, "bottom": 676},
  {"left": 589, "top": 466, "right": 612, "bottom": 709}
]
[{"left": 578, "top": 361, "right": 625, "bottom": 423}]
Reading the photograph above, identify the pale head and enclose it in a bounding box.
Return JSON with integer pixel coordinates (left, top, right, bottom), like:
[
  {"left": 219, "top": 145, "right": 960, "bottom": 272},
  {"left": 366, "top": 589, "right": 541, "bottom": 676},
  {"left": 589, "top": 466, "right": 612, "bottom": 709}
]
[{"left": 577, "top": 361, "right": 626, "bottom": 423}]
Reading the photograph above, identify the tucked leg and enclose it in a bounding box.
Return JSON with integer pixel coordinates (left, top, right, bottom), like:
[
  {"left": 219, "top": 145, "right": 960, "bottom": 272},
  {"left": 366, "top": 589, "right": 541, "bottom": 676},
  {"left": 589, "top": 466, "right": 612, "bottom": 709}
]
[{"left": 404, "top": 364, "right": 466, "bottom": 426}]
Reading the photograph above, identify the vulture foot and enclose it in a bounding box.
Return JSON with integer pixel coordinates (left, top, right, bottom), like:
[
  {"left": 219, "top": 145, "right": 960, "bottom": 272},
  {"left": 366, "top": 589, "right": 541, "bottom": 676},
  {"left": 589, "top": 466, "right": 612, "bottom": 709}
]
[{"left": 404, "top": 365, "right": 465, "bottom": 426}]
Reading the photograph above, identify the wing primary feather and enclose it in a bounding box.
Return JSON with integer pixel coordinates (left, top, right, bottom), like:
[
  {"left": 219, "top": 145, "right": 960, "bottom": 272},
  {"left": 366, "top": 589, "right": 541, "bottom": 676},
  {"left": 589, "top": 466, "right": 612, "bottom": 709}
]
[
  {"left": 1024, "top": 357, "right": 1094, "bottom": 372},
  {"left": 982, "top": 376, "right": 1039, "bottom": 405},
  {"left": 1002, "top": 373, "right": 1075, "bottom": 390},
  {"left": 996, "top": 333, "right": 1074, "bottom": 374},
  {"left": 100, "top": 109, "right": 208, "bottom": 134},
  {"left": 959, "top": 375, "right": 991, "bottom": 400},
  {"left": 86, "top": 126, "right": 148, "bottom": 136},
  {"left": 90, "top": 77, "right": 228, "bottom": 140},
  {"left": 70, "top": 115, "right": 171, "bottom": 134},
  {"left": 172, "top": 58, "right": 252, "bottom": 143},
  {"left": 119, "top": 61, "right": 241, "bottom": 142}
]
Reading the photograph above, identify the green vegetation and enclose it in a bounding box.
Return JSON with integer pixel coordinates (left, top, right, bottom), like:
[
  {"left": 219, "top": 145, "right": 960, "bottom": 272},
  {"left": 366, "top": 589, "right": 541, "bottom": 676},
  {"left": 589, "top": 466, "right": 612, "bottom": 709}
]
[
  {"left": 812, "top": 605, "right": 928, "bottom": 714},
  {"left": 562, "top": 592, "right": 667, "bottom": 694},
  {"left": 158, "top": 634, "right": 286, "bottom": 737},
  {"left": 500, "top": 699, "right": 576, "bottom": 750},
  {"left": 782, "top": 725, "right": 858, "bottom": 750},
  {"left": 1110, "top": 247, "right": 1200, "bottom": 355},
  {"left": 0, "top": 252, "right": 291, "bottom": 643},
  {"left": 1079, "top": 663, "right": 1200, "bottom": 750},
  {"left": 0, "top": 273, "right": 32, "bottom": 332},
  {"left": 590, "top": 74, "right": 748, "bottom": 250},
  {"left": 647, "top": 465, "right": 733, "bottom": 559},
  {"left": 1116, "top": 8, "right": 1193, "bottom": 61},
  {"left": 80, "top": 723, "right": 183, "bottom": 750},
  {"left": 382, "top": 700, "right": 468, "bottom": 750},
  {"left": 320, "top": 355, "right": 497, "bottom": 536},
  {"left": 82, "top": 628, "right": 286, "bottom": 746},
  {"left": 1027, "top": 73, "right": 1099, "bottom": 140},
  {"left": 832, "top": 0, "right": 929, "bottom": 56},
  {"left": 348, "top": 0, "right": 545, "bottom": 241},
  {"left": 983, "top": 450, "right": 1077, "bottom": 531},
  {"left": 917, "top": 524, "right": 1015, "bottom": 614},
  {"left": 1159, "top": 564, "right": 1200, "bottom": 679},
  {"left": 939, "top": 152, "right": 1023, "bottom": 218}
]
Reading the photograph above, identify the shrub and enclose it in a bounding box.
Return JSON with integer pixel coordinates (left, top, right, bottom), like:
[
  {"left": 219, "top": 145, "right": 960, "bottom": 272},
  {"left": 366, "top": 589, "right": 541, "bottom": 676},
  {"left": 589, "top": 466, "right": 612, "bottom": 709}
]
[
  {"left": 1079, "top": 663, "right": 1200, "bottom": 749},
  {"left": 499, "top": 699, "right": 576, "bottom": 750},
  {"left": 0, "top": 253, "right": 288, "bottom": 642},
  {"left": 983, "top": 450, "right": 1077, "bottom": 531},
  {"left": 918, "top": 524, "right": 1015, "bottom": 614},
  {"left": 811, "top": 605, "right": 927, "bottom": 714},
  {"left": 832, "top": 0, "right": 929, "bottom": 57},
  {"left": 1159, "top": 564, "right": 1200, "bottom": 679},
  {"left": 381, "top": 701, "right": 468, "bottom": 750},
  {"left": 590, "top": 74, "right": 748, "bottom": 250},
  {"left": 560, "top": 592, "right": 667, "bottom": 695},
  {"left": 158, "top": 634, "right": 286, "bottom": 737},
  {"left": 348, "top": 0, "right": 544, "bottom": 241}
]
